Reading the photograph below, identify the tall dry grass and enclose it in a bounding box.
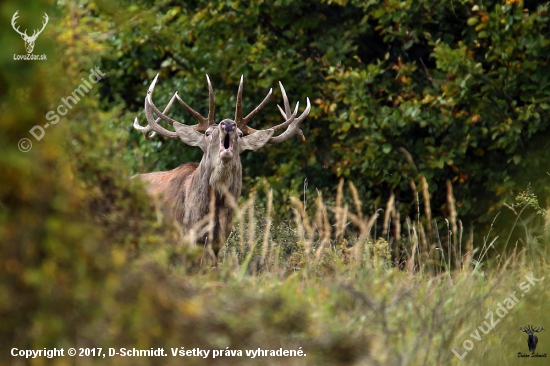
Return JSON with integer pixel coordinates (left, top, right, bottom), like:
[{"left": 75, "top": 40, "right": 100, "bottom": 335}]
[
  {"left": 211, "top": 177, "right": 484, "bottom": 278},
  {"left": 138, "top": 177, "right": 550, "bottom": 365}
]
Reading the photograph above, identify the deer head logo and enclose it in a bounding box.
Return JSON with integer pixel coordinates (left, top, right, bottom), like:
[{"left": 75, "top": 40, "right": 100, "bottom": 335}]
[
  {"left": 11, "top": 11, "right": 49, "bottom": 54},
  {"left": 519, "top": 325, "right": 545, "bottom": 354}
]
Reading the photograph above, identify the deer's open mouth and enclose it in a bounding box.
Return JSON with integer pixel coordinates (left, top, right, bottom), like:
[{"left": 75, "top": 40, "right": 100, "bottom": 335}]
[
  {"left": 219, "top": 133, "right": 234, "bottom": 159},
  {"left": 223, "top": 134, "right": 231, "bottom": 150}
]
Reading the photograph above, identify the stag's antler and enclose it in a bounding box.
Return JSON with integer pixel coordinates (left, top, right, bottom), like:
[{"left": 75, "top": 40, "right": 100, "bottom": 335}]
[
  {"left": 520, "top": 325, "right": 545, "bottom": 333},
  {"left": 134, "top": 74, "right": 214, "bottom": 139},
  {"left": 135, "top": 74, "right": 310, "bottom": 143},
  {"left": 269, "top": 81, "right": 310, "bottom": 143},
  {"left": 133, "top": 91, "right": 177, "bottom": 140},
  {"left": 235, "top": 78, "right": 310, "bottom": 143},
  {"left": 234, "top": 76, "right": 273, "bottom": 136},
  {"left": 11, "top": 11, "right": 48, "bottom": 40}
]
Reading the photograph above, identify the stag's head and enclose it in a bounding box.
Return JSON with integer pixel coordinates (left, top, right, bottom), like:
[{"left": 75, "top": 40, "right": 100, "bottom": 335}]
[
  {"left": 11, "top": 11, "right": 49, "bottom": 54},
  {"left": 134, "top": 74, "right": 310, "bottom": 188},
  {"left": 520, "top": 324, "right": 545, "bottom": 336},
  {"left": 520, "top": 325, "right": 545, "bottom": 353}
]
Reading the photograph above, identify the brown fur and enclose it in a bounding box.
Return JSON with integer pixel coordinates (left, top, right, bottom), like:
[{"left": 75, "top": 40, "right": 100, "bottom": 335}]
[
  {"left": 134, "top": 76, "right": 309, "bottom": 260},
  {"left": 139, "top": 159, "right": 242, "bottom": 256},
  {"left": 137, "top": 123, "right": 246, "bottom": 258}
]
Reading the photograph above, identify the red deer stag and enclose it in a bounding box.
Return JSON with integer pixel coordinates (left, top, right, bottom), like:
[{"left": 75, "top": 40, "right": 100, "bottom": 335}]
[{"left": 133, "top": 74, "right": 310, "bottom": 259}]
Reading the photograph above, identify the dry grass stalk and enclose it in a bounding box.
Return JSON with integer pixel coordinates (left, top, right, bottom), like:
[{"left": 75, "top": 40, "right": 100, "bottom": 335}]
[
  {"left": 409, "top": 178, "right": 420, "bottom": 223},
  {"left": 446, "top": 180, "right": 459, "bottom": 269},
  {"left": 392, "top": 202, "right": 401, "bottom": 265},
  {"left": 247, "top": 205, "right": 256, "bottom": 251},
  {"left": 417, "top": 223, "right": 432, "bottom": 274},
  {"left": 421, "top": 176, "right": 432, "bottom": 235},
  {"left": 406, "top": 224, "right": 419, "bottom": 275},
  {"left": 314, "top": 196, "right": 331, "bottom": 266},
  {"left": 290, "top": 197, "right": 313, "bottom": 258},
  {"left": 383, "top": 191, "right": 395, "bottom": 237},
  {"left": 457, "top": 219, "right": 463, "bottom": 270},
  {"left": 260, "top": 189, "right": 273, "bottom": 265},
  {"left": 463, "top": 229, "right": 474, "bottom": 270},
  {"left": 349, "top": 181, "right": 363, "bottom": 220},
  {"left": 335, "top": 179, "right": 344, "bottom": 243}
]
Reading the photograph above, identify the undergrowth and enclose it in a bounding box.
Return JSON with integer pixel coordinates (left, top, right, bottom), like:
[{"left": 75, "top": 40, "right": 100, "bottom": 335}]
[{"left": 134, "top": 180, "right": 550, "bottom": 365}]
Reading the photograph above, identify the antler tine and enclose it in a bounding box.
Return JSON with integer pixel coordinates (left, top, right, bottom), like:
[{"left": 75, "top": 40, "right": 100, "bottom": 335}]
[
  {"left": 535, "top": 325, "right": 545, "bottom": 332},
  {"left": 171, "top": 74, "right": 214, "bottom": 132},
  {"left": 133, "top": 91, "right": 178, "bottom": 140},
  {"left": 142, "top": 74, "right": 179, "bottom": 139},
  {"left": 275, "top": 101, "right": 299, "bottom": 130},
  {"left": 239, "top": 87, "right": 273, "bottom": 135},
  {"left": 133, "top": 117, "right": 156, "bottom": 140},
  {"left": 206, "top": 74, "right": 215, "bottom": 125},
  {"left": 268, "top": 96, "right": 310, "bottom": 143},
  {"left": 280, "top": 81, "right": 292, "bottom": 116},
  {"left": 239, "top": 80, "right": 311, "bottom": 144},
  {"left": 140, "top": 74, "right": 215, "bottom": 138},
  {"left": 234, "top": 75, "right": 244, "bottom": 125},
  {"left": 258, "top": 80, "right": 310, "bottom": 144}
]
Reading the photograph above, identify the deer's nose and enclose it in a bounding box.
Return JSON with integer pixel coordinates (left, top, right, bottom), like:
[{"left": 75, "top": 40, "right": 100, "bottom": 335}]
[{"left": 221, "top": 121, "right": 236, "bottom": 133}]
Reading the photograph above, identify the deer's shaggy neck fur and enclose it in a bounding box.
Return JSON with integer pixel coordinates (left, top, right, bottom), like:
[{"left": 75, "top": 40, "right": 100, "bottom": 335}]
[
  {"left": 206, "top": 150, "right": 241, "bottom": 194},
  {"left": 139, "top": 153, "right": 242, "bottom": 256}
]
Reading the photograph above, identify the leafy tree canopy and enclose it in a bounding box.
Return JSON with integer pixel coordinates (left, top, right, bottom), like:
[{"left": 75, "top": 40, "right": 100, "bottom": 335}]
[{"left": 96, "top": 0, "right": 550, "bottom": 226}]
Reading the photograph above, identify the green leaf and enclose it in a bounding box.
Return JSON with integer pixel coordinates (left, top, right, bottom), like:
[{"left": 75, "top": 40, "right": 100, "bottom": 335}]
[{"left": 467, "top": 17, "right": 479, "bottom": 26}]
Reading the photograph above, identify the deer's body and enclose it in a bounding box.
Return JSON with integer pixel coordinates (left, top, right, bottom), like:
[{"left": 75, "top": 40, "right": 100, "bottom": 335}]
[
  {"left": 133, "top": 74, "right": 309, "bottom": 259},
  {"left": 140, "top": 160, "right": 242, "bottom": 254}
]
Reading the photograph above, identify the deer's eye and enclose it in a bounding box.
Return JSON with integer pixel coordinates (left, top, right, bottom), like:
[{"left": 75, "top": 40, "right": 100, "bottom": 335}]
[
  {"left": 238, "top": 131, "right": 243, "bottom": 138},
  {"left": 205, "top": 131, "right": 212, "bottom": 137}
]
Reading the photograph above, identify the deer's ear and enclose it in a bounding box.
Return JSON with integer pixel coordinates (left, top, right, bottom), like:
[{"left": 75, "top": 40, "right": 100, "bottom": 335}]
[
  {"left": 239, "top": 130, "right": 274, "bottom": 152},
  {"left": 173, "top": 122, "right": 207, "bottom": 152}
]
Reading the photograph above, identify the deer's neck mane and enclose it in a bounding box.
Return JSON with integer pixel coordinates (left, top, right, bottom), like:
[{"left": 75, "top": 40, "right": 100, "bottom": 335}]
[
  {"left": 209, "top": 159, "right": 241, "bottom": 194},
  {"left": 192, "top": 154, "right": 242, "bottom": 197}
]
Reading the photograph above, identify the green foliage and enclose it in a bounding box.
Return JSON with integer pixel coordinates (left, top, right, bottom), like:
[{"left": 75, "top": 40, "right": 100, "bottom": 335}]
[
  {"left": 92, "top": 0, "right": 550, "bottom": 226},
  {"left": 2, "top": 0, "right": 550, "bottom": 365},
  {"left": 513, "top": 185, "right": 547, "bottom": 216}
]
